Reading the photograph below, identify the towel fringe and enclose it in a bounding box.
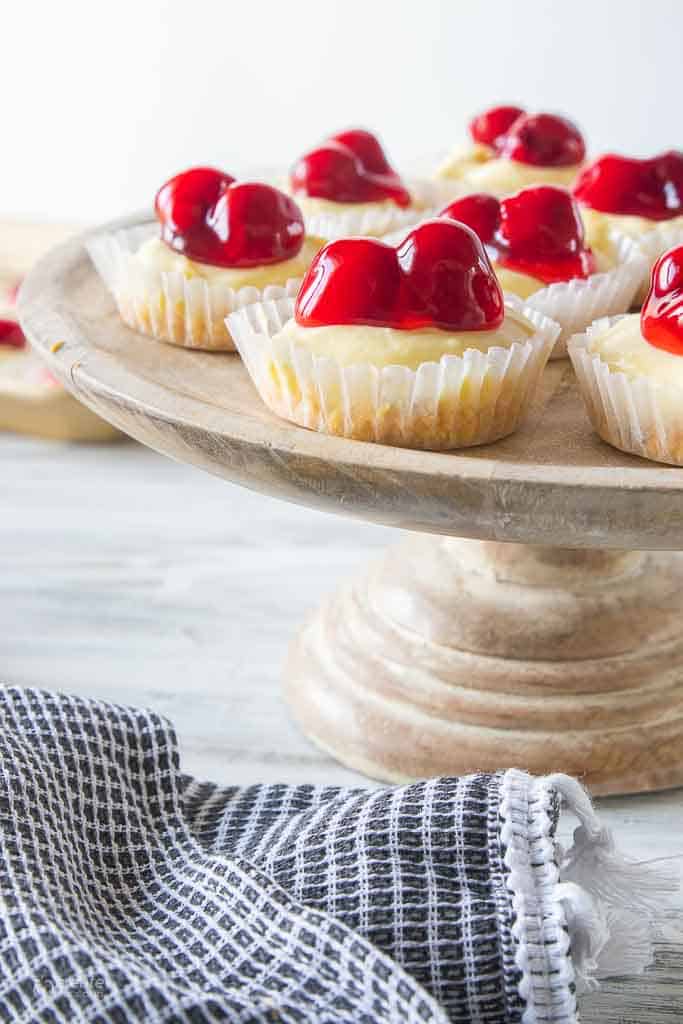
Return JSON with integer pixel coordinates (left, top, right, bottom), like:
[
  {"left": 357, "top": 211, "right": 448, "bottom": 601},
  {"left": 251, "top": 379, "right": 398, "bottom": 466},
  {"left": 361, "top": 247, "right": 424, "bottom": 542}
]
[{"left": 544, "top": 773, "right": 678, "bottom": 993}]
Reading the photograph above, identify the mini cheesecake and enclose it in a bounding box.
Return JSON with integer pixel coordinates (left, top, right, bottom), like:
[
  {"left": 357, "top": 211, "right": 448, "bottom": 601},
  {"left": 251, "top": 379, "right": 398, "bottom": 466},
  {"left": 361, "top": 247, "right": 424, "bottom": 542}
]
[
  {"left": 440, "top": 187, "right": 645, "bottom": 357},
  {"left": 0, "top": 312, "right": 119, "bottom": 441},
  {"left": 288, "top": 129, "right": 429, "bottom": 239},
  {"left": 228, "top": 219, "right": 559, "bottom": 450},
  {"left": 437, "top": 106, "right": 586, "bottom": 196},
  {"left": 569, "top": 245, "right": 683, "bottom": 464},
  {"left": 88, "top": 168, "right": 319, "bottom": 350},
  {"left": 573, "top": 151, "right": 683, "bottom": 302}
]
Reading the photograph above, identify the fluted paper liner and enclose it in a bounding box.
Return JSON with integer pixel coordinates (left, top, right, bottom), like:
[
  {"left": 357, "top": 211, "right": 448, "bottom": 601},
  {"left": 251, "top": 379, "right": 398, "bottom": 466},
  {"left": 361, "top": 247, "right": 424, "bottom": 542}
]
[
  {"left": 379, "top": 231, "right": 646, "bottom": 360},
  {"left": 630, "top": 220, "right": 683, "bottom": 304},
  {"left": 228, "top": 296, "right": 559, "bottom": 450},
  {"left": 569, "top": 316, "right": 683, "bottom": 466},
  {"left": 295, "top": 178, "right": 438, "bottom": 241},
  {"left": 88, "top": 224, "right": 303, "bottom": 351},
  {"left": 522, "top": 233, "right": 647, "bottom": 359}
]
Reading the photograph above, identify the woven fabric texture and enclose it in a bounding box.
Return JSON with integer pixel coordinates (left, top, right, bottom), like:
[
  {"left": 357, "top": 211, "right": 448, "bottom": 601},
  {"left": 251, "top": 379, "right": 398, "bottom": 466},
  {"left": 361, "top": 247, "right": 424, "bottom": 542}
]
[{"left": 0, "top": 686, "right": 569, "bottom": 1023}]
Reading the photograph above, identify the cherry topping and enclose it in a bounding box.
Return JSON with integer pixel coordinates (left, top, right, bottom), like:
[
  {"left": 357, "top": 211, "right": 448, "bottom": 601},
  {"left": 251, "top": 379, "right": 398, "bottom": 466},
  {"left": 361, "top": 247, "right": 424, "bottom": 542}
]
[
  {"left": 441, "top": 194, "right": 501, "bottom": 243},
  {"left": 295, "top": 219, "right": 504, "bottom": 332},
  {"left": 641, "top": 245, "right": 683, "bottom": 354},
  {"left": 469, "top": 105, "right": 525, "bottom": 148},
  {"left": 155, "top": 168, "right": 305, "bottom": 268},
  {"left": 500, "top": 113, "right": 585, "bottom": 167},
  {"left": 467, "top": 107, "right": 585, "bottom": 167},
  {"left": 573, "top": 151, "right": 683, "bottom": 220},
  {"left": 441, "top": 186, "right": 595, "bottom": 285},
  {"left": 290, "top": 129, "right": 411, "bottom": 207},
  {"left": 0, "top": 318, "right": 25, "bottom": 348}
]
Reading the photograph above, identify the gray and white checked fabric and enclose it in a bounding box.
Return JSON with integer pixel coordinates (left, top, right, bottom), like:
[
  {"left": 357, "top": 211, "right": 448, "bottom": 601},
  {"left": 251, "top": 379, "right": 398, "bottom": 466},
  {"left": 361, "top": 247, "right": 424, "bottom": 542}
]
[{"left": 0, "top": 686, "right": 571, "bottom": 1023}]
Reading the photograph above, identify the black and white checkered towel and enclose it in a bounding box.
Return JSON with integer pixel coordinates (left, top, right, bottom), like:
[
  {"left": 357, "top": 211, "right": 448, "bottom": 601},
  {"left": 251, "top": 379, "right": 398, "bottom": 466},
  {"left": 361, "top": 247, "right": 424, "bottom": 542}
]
[{"left": 0, "top": 687, "right": 672, "bottom": 1023}]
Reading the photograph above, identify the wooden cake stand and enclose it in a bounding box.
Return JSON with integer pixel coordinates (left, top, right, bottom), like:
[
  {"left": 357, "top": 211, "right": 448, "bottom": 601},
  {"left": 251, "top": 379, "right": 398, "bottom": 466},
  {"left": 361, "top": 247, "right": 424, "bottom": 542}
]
[{"left": 19, "top": 216, "right": 683, "bottom": 795}]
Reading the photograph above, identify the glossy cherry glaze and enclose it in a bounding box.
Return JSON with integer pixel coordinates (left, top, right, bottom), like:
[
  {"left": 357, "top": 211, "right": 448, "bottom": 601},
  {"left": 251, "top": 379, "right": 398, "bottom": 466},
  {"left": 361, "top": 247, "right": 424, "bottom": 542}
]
[
  {"left": 0, "top": 318, "right": 25, "bottom": 348},
  {"left": 290, "top": 129, "right": 411, "bottom": 207},
  {"left": 295, "top": 219, "right": 504, "bottom": 332},
  {"left": 573, "top": 151, "right": 683, "bottom": 220},
  {"left": 468, "top": 107, "right": 585, "bottom": 167},
  {"left": 501, "top": 113, "right": 585, "bottom": 167},
  {"left": 441, "top": 186, "right": 595, "bottom": 284},
  {"left": 442, "top": 194, "right": 501, "bottom": 245},
  {"left": 155, "top": 168, "right": 305, "bottom": 267},
  {"left": 469, "top": 105, "right": 525, "bottom": 149},
  {"left": 641, "top": 245, "right": 683, "bottom": 354}
]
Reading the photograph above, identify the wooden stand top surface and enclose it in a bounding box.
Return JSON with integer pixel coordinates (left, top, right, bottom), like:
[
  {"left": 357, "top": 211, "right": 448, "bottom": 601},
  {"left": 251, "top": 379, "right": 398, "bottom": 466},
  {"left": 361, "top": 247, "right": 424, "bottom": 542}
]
[{"left": 18, "top": 214, "right": 683, "bottom": 549}]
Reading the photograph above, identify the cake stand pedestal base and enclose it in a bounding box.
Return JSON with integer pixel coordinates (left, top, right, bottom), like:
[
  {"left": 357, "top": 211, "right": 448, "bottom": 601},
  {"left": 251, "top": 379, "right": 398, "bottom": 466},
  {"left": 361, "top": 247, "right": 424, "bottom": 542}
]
[{"left": 285, "top": 538, "right": 683, "bottom": 795}]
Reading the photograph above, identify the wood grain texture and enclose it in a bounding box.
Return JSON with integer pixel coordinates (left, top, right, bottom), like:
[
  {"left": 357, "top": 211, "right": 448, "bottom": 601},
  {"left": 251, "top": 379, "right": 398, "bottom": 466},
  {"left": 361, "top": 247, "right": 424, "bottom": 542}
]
[
  {"left": 16, "top": 213, "right": 683, "bottom": 799},
  {"left": 0, "top": 434, "right": 680, "bottom": 1021},
  {"left": 287, "top": 537, "right": 683, "bottom": 795},
  {"left": 16, "top": 214, "right": 683, "bottom": 549}
]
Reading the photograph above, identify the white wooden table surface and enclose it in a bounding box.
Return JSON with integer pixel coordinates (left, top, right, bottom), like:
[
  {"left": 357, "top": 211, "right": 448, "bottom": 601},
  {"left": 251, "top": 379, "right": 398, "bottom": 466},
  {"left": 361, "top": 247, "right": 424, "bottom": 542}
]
[{"left": 1, "top": 431, "right": 682, "bottom": 1021}]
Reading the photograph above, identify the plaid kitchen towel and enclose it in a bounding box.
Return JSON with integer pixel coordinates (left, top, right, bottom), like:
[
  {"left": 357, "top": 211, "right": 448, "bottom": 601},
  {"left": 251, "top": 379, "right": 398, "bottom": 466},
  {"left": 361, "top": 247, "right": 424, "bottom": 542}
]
[{"left": 0, "top": 687, "right": 673, "bottom": 1024}]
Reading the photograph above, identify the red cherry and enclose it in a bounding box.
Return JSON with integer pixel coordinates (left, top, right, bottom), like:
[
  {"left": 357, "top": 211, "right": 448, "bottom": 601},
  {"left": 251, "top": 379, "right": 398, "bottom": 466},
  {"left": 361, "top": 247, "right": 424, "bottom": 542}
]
[
  {"left": 441, "top": 186, "right": 595, "bottom": 285},
  {"left": 295, "top": 219, "right": 504, "bottom": 332},
  {"left": 155, "top": 168, "right": 305, "bottom": 268},
  {"left": 469, "top": 105, "right": 525, "bottom": 148},
  {"left": 0, "top": 318, "right": 25, "bottom": 348},
  {"left": 296, "top": 238, "right": 401, "bottom": 328},
  {"left": 573, "top": 151, "right": 683, "bottom": 220},
  {"left": 440, "top": 194, "right": 501, "bottom": 244},
  {"left": 397, "top": 220, "right": 505, "bottom": 330},
  {"left": 291, "top": 129, "right": 411, "bottom": 208},
  {"left": 498, "top": 186, "right": 586, "bottom": 260},
  {"left": 641, "top": 245, "right": 683, "bottom": 354},
  {"left": 331, "top": 129, "right": 396, "bottom": 176},
  {"left": 500, "top": 113, "right": 585, "bottom": 167}
]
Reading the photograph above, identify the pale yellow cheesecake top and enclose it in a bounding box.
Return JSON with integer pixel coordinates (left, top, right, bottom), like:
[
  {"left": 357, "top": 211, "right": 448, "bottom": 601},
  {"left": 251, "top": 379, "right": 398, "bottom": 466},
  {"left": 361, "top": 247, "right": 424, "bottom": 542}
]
[
  {"left": 135, "top": 236, "right": 321, "bottom": 290},
  {"left": 272, "top": 308, "right": 536, "bottom": 371},
  {"left": 460, "top": 158, "right": 582, "bottom": 197},
  {"left": 580, "top": 207, "right": 683, "bottom": 252},
  {"left": 493, "top": 245, "right": 613, "bottom": 300},
  {"left": 435, "top": 142, "right": 494, "bottom": 181},
  {"left": 585, "top": 313, "right": 683, "bottom": 383},
  {"left": 493, "top": 265, "right": 546, "bottom": 300}
]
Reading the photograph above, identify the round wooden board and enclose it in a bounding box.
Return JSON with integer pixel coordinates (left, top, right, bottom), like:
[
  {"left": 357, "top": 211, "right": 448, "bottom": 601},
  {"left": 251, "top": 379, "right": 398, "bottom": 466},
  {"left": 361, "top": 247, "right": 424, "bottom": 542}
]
[{"left": 18, "top": 215, "right": 683, "bottom": 550}]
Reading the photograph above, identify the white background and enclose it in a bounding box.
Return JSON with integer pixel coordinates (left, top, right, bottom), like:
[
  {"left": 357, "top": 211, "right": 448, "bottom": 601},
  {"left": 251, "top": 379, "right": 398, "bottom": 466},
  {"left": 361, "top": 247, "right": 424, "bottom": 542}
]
[{"left": 4, "top": 0, "right": 680, "bottom": 223}]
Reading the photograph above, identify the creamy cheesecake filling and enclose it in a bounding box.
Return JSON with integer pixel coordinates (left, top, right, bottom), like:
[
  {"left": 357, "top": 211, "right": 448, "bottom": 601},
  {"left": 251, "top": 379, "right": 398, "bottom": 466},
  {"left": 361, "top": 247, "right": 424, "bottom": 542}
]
[
  {"left": 135, "top": 236, "right": 321, "bottom": 290},
  {"left": 435, "top": 142, "right": 495, "bottom": 180},
  {"left": 493, "top": 245, "right": 613, "bottom": 300},
  {"left": 580, "top": 207, "right": 683, "bottom": 252},
  {"left": 460, "top": 158, "right": 582, "bottom": 196},
  {"left": 272, "top": 309, "right": 536, "bottom": 371},
  {"left": 586, "top": 313, "right": 683, "bottom": 383},
  {"left": 494, "top": 266, "right": 546, "bottom": 299}
]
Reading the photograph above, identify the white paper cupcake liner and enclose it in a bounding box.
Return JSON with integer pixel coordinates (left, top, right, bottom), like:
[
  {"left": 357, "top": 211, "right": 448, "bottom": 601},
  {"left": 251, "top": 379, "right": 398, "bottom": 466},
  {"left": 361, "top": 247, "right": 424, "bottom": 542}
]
[
  {"left": 520, "top": 233, "right": 647, "bottom": 360},
  {"left": 87, "top": 224, "right": 303, "bottom": 351},
  {"left": 296, "top": 178, "right": 439, "bottom": 241},
  {"left": 630, "top": 221, "right": 683, "bottom": 305},
  {"left": 227, "top": 296, "right": 559, "bottom": 451},
  {"left": 569, "top": 316, "right": 683, "bottom": 466}
]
